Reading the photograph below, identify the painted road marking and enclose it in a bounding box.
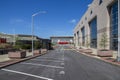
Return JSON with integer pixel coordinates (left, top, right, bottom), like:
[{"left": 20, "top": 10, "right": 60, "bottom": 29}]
[
  {"left": 21, "top": 62, "right": 64, "bottom": 69},
  {"left": 31, "top": 59, "right": 64, "bottom": 63},
  {"left": 1, "top": 68, "right": 53, "bottom": 80},
  {"left": 62, "top": 58, "right": 64, "bottom": 61},
  {"left": 59, "top": 71, "right": 65, "bottom": 75},
  {"left": 61, "top": 63, "right": 64, "bottom": 66},
  {"left": 63, "top": 49, "right": 74, "bottom": 50},
  {"left": 36, "top": 57, "right": 63, "bottom": 61}
]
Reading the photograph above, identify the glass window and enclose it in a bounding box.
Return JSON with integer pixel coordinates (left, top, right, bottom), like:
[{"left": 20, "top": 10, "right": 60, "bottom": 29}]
[
  {"left": 77, "top": 31, "right": 79, "bottom": 45},
  {"left": 90, "top": 10, "right": 93, "bottom": 15},
  {"left": 81, "top": 27, "right": 85, "bottom": 46},
  {"left": 99, "top": 0, "right": 103, "bottom": 5},
  {"left": 110, "top": 1, "right": 118, "bottom": 50},
  {"left": 89, "top": 17, "right": 97, "bottom": 48},
  {"left": 85, "top": 17, "right": 87, "bottom": 20}
]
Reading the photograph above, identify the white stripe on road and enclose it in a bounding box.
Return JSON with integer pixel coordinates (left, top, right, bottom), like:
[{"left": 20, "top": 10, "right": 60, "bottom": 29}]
[
  {"left": 21, "top": 62, "right": 64, "bottom": 69},
  {"left": 31, "top": 59, "right": 64, "bottom": 63},
  {"left": 59, "top": 71, "right": 65, "bottom": 75},
  {"left": 36, "top": 57, "right": 63, "bottom": 61},
  {"left": 1, "top": 69, "right": 53, "bottom": 80},
  {"left": 60, "top": 63, "right": 64, "bottom": 66}
]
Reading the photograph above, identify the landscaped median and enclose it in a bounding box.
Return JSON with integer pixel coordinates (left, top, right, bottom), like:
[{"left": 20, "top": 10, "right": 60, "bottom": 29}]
[{"left": 0, "top": 49, "right": 48, "bottom": 69}]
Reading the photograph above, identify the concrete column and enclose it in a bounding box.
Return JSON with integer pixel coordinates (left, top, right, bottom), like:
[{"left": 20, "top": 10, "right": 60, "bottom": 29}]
[
  {"left": 74, "top": 34, "right": 76, "bottom": 47},
  {"left": 76, "top": 32, "right": 78, "bottom": 48},
  {"left": 77, "top": 31, "right": 79, "bottom": 47}
]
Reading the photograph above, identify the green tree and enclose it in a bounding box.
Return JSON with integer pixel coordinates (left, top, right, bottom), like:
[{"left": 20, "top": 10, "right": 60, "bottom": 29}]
[
  {"left": 99, "top": 33, "right": 108, "bottom": 50},
  {"left": 34, "top": 41, "right": 42, "bottom": 49},
  {"left": 13, "top": 40, "right": 23, "bottom": 50},
  {"left": 86, "top": 35, "right": 90, "bottom": 49},
  {"left": 42, "top": 42, "right": 46, "bottom": 49},
  {"left": 14, "top": 40, "right": 32, "bottom": 50}
]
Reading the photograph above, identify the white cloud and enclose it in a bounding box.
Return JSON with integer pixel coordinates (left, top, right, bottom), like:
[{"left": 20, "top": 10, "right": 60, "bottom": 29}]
[
  {"left": 10, "top": 19, "right": 24, "bottom": 24},
  {"left": 15, "top": 19, "right": 24, "bottom": 22},
  {"left": 69, "top": 19, "right": 76, "bottom": 24}
]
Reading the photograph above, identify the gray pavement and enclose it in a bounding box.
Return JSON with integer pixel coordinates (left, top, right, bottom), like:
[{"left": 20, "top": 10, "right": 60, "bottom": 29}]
[{"left": 0, "top": 45, "right": 120, "bottom": 80}]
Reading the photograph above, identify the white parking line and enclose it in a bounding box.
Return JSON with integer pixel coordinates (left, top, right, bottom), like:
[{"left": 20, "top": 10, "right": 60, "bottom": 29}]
[
  {"left": 31, "top": 59, "right": 64, "bottom": 63},
  {"left": 59, "top": 71, "right": 65, "bottom": 75},
  {"left": 36, "top": 57, "right": 63, "bottom": 61},
  {"left": 61, "top": 63, "right": 64, "bottom": 66},
  {"left": 1, "top": 68, "right": 53, "bottom": 80},
  {"left": 21, "top": 62, "right": 64, "bottom": 69}
]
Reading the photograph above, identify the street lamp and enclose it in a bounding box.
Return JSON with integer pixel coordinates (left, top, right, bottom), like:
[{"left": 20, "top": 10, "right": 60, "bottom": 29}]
[
  {"left": 31, "top": 11, "right": 46, "bottom": 56},
  {"left": 117, "top": 0, "right": 120, "bottom": 61}
]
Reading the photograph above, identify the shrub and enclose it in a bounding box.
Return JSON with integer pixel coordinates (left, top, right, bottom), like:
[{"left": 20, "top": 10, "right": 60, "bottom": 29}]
[
  {"left": 14, "top": 40, "right": 31, "bottom": 50},
  {"left": 0, "top": 43, "right": 12, "bottom": 49},
  {"left": 14, "top": 40, "right": 42, "bottom": 50},
  {"left": 34, "top": 41, "right": 42, "bottom": 49},
  {"left": 86, "top": 36, "right": 90, "bottom": 49}
]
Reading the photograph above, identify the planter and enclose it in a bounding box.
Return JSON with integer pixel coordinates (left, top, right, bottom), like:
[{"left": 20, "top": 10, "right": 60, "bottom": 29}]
[
  {"left": 33, "top": 50, "right": 41, "bottom": 55},
  {"left": 78, "top": 48, "right": 85, "bottom": 52},
  {"left": 0, "top": 48, "right": 16, "bottom": 55},
  {"left": 41, "top": 49, "right": 47, "bottom": 54},
  {"left": 82, "top": 49, "right": 92, "bottom": 54},
  {"left": 8, "top": 51, "right": 26, "bottom": 59},
  {"left": 97, "top": 50, "right": 113, "bottom": 57}
]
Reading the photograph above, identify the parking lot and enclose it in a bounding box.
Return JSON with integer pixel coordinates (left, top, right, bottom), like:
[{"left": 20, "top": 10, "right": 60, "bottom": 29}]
[
  {"left": 0, "top": 45, "right": 120, "bottom": 80},
  {"left": 0, "top": 46, "right": 65, "bottom": 80}
]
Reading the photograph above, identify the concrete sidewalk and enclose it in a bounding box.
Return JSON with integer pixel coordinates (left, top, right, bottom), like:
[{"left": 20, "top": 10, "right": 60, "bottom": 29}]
[
  {"left": 69, "top": 46, "right": 120, "bottom": 67},
  {"left": 0, "top": 52, "right": 47, "bottom": 69},
  {"left": 78, "top": 50, "right": 120, "bottom": 67},
  {"left": 0, "top": 51, "right": 33, "bottom": 62},
  {"left": 0, "top": 54, "right": 10, "bottom": 62}
]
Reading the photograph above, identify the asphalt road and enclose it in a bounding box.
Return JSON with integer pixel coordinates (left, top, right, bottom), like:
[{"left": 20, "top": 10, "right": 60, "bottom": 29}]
[{"left": 0, "top": 45, "right": 120, "bottom": 80}]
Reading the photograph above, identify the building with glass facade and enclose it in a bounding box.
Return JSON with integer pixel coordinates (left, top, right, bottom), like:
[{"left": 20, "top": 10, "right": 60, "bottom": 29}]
[{"left": 74, "top": 0, "right": 118, "bottom": 55}]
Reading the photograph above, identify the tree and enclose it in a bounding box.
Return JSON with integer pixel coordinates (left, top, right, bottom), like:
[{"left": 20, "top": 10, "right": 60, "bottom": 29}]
[
  {"left": 34, "top": 41, "right": 42, "bottom": 49},
  {"left": 99, "top": 33, "right": 108, "bottom": 50},
  {"left": 42, "top": 42, "right": 46, "bottom": 49},
  {"left": 0, "top": 43, "right": 12, "bottom": 49},
  {"left": 79, "top": 42, "right": 82, "bottom": 49},
  {"left": 14, "top": 40, "right": 31, "bottom": 50},
  {"left": 86, "top": 35, "right": 90, "bottom": 49}
]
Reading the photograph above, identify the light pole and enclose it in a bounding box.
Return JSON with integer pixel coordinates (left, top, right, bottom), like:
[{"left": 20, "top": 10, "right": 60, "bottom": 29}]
[
  {"left": 117, "top": 0, "right": 120, "bottom": 61},
  {"left": 13, "top": 29, "right": 16, "bottom": 46},
  {"left": 31, "top": 11, "right": 46, "bottom": 56}
]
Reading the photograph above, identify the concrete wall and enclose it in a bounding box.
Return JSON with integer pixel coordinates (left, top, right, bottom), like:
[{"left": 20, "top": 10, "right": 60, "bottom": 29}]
[
  {"left": 74, "top": 0, "right": 117, "bottom": 54},
  {"left": 0, "top": 33, "right": 15, "bottom": 43}
]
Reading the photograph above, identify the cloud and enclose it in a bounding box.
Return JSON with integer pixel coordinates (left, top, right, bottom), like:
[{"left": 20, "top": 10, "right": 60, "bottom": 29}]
[
  {"left": 15, "top": 19, "right": 24, "bottom": 22},
  {"left": 10, "top": 19, "right": 24, "bottom": 24},
  {"left": 69, "top": 19, "right": 77, "bottom": 24}
]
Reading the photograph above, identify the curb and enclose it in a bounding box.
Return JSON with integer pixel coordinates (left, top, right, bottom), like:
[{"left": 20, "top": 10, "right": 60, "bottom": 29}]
[
  {"left": 73, "top": 48, "right": 120, "bottom": 67},
  {"left": 0, "top": 52, "right": 47, "bottom": 69}
]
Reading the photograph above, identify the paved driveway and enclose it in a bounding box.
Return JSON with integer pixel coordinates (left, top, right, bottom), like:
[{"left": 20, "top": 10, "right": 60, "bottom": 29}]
[{"left": 0, "top": 45, "right": 120, "bottom": 80}]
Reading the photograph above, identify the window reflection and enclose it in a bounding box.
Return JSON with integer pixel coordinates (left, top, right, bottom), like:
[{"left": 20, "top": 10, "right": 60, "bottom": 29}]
[
  {"left": 89, "top": 17, "right": 97, "bottom": 48},
  {"left": 110, "top": 1, "right": 118, "bottom": 50}
]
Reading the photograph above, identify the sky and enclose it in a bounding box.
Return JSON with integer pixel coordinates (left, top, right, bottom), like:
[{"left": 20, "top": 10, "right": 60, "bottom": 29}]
[{"left": 0, "top": 0, "right": 92, "bottom": 39}]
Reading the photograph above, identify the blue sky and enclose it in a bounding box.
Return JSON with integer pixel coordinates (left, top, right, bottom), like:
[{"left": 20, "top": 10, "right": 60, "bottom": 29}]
[{"left": 0, "top": 0, "right": 92, "bottom": 39}]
